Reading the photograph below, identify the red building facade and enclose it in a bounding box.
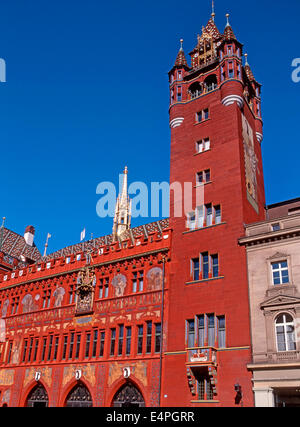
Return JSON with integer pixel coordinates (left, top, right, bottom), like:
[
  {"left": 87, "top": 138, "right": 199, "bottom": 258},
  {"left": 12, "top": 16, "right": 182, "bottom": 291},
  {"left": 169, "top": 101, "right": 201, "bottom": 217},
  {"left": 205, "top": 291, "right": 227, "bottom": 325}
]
[
  {"left": 0, "top": 220, "right": 171, "bottom": 407},
  {"left": 0, "top": 13, "right": 267, "bottom": 407},
  {"left": 164, "top": 14, "right": 265, "bottom": 407}
]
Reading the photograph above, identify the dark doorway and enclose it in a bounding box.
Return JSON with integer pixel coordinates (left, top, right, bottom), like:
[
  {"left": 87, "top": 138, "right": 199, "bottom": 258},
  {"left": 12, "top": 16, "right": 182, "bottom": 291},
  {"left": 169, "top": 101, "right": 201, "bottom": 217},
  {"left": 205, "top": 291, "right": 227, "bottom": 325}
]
[
  {"left": 274, "top": 388, "right": 300, "bottom": 407},
  {"left": 113, "top": 382, "right": 145, "bottom": 407},
  {"left": 65, "top": 383, "right": 93, "bottom": 407},
  {"left": 26, "top": 384, "right": 49, "bottom": 407}
]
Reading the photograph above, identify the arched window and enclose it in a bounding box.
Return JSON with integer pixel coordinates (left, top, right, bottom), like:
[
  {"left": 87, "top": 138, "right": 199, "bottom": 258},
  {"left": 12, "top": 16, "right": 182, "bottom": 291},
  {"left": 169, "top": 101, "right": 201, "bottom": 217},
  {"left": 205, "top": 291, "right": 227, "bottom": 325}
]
[
  {"left": 26, "top": 384, "right": 49, "bottom": 407},
  {"left": 112, "top": 382, "right": 145, "bottom": 407},
  {"left": 275, "top": 313, "right": 296, "bottom": 352},
  {"left": 65, "top": 383, "right": 93, "bottom": 407},
  {"left": 204, "top": 75, "right": 218, "bottom": 92},
  {"left": 188, "top": 82, "right": 203, "bottom": 100}
]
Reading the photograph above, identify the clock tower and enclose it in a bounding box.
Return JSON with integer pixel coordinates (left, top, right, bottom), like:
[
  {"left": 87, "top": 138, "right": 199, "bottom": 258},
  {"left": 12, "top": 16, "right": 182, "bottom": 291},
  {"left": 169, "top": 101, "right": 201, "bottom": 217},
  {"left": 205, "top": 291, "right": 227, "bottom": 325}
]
[{"left": 163, "top": 13, "right": 265, "bottom": 406}]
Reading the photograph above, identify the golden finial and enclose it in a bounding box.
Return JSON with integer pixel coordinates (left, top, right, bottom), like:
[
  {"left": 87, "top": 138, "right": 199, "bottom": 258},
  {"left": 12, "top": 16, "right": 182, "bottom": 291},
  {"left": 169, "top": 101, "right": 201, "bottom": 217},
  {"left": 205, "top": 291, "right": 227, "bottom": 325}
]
[
  {"left": 180, "top": 39, "right": 184, "bottom": 50},
  {"left": 211, "top": 0, "right": 215, "bottom": 20},
  {"left": 244, "top": 53, "right": 249, "bottom": 66},
  {"left": 124, "top": 166, "right": 128, "bottom": 174},
  {"left": 1, "top": 217, "right": 6, "bottom": 227},
  {"left": 226, "top": 13, "right": 230, "bottom": 27}
]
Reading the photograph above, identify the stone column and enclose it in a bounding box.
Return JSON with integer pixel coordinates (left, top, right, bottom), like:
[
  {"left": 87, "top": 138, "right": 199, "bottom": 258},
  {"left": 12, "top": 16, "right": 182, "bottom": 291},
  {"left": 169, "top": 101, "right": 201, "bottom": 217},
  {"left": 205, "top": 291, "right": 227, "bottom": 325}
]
[{"left": 253, "top": 386, "right": 274, "bottom": 407}]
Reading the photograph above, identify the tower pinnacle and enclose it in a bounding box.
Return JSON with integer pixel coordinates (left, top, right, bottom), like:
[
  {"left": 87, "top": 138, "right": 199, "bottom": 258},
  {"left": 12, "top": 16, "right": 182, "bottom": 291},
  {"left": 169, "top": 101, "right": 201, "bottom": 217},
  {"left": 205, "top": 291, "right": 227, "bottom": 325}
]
[{"left": 112, "top": 167, "right": 132, "bottom": 242}]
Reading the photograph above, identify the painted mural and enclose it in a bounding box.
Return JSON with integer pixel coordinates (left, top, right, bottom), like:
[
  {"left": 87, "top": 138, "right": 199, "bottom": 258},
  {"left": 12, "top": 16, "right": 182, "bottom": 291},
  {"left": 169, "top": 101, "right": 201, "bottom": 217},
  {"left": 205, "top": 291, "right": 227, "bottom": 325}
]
[
  {"left": 147, "top": 267, "right": 163, "bottom": 291},
  {"left": 111, "top": 274, "right": 127, "bottom": 297},
  {"left": 53, "top": 286, "right": 65, "bottom": 307},
  {"left": 22, "top": 294, "right": 37, "bottom": 313},
  {"left": 242, "top": 113, "right": 258, "bottom": 210}
]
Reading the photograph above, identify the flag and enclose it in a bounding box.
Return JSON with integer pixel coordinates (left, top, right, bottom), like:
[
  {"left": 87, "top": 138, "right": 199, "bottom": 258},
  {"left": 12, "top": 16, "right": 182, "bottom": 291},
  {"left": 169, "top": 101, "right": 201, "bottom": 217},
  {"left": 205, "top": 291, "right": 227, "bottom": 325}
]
[
  {"left": 80, "top": 228, "right": 86, "bottom": 242},
  {"left": 47, "top": 233, "right": 52, "bottom": 239}
]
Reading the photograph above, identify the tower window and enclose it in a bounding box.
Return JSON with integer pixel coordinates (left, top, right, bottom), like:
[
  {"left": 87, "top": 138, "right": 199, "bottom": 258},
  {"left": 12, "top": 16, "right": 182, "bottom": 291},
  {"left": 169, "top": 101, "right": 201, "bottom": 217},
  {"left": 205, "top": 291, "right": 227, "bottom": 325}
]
[
  {"left": 177, "top": 86, "right": 182, "bottom": 102},
  {"left": 228, "top": 62, "right": 234, "bottom": 78},
  {"left": 189, "top": 82, "right": 203, "bottom": 99},
  {"left": 190, "top": 253, "right": 220, "bottom": 281},
  {"left": 204, "top": 74, "right": 218, "bottom": 92},
  {"left": 196, "top": 169, "right": 211, "bottom": 184},
  {"left": 196, "top": 109, "right": 209, "bottom": 123},
  {"left": 196, "top": 138, "right": 210, "bottom": 153}
]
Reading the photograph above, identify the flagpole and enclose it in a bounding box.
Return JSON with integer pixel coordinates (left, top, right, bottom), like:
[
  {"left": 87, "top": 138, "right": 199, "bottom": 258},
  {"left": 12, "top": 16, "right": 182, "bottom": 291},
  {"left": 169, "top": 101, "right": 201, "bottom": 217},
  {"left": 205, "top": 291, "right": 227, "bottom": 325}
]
[
  {"left": 0, "top": 217, "right": 6, "bottom": 252},
  {"left": 43, "top": 233, "right": 51, "bottom": 257}
]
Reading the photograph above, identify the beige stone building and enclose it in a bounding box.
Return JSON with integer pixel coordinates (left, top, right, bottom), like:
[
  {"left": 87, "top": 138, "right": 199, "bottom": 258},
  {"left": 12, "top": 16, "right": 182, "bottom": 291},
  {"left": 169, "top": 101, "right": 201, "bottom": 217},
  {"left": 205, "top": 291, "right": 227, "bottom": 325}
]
[{"left": 240, "top": 198, "right": 300, "bottom": 407}]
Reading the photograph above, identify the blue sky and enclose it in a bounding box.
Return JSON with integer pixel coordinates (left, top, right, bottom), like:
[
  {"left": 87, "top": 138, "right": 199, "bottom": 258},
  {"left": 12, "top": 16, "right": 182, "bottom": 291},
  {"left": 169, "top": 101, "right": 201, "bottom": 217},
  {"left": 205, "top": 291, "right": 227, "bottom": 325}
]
[{"left": 0, "top": 0, "right": 299, "bottom": 253}]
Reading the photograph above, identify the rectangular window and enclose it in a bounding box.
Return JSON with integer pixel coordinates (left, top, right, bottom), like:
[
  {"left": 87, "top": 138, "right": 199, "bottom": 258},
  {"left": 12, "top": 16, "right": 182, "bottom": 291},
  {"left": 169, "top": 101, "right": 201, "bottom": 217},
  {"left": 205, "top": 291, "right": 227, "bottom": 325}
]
[
  {"left": 22, "top": 339, "right": 28, "bottom": 363},
  {"left": 137, "top": 325, "right": 144, "bottom": 355},
  {"left": 85, "top": 333, "right": 91, "bottom": 358},
  {"left": 99, "top": 331, "right": 105, "bottom": 357},
  {"left": 272, "top": 261, "right": 289, "bottom": 285},
  {"left": 118, "top": 325, "right": 124, "bottom": 356},
  {"left": 110, "top": 328, "right": 116, "bottom": 356},
  {"left": 211, "top": 254, "right": 219, "bottom": 278},
  {"left": 207, "top": 314, "right": 215, "bottom": 347},
  {"left": 205, "top": 204, "right": 213, "bottom": 226},
  {"left": 192, "top": 258, "right": 200, "bottom": 281},
  {"left": 204, "top": 109, "right": 209, "bottom": 120},
  {"left": 146, "top": 321, "right": 152, "bottom": 353},
  {"left": 92, "top": 330, "right": 98, "bottom": 358},
  {"left": 132, "top": 272, "right": 137, "bottom": 293},
  {"left": 139, "top": 271, "right": 144, "bottom": 292},
  {"left": 215, "top": 205, "right": 221, "bottom": 224},
  {"left": 177, "top": 86, "right": 182, "bottom": 102},
  {"left": 62, "top": 335, "right": 68, "bottom": 360},
  {"left": 53, "top": 336, "right": 59, "bottom": 361},
  {"left": 41, "top": 337, "right": 47, "bottom": 362},
  {"left": 197, "top": 375, "right": 214, "bottom": 401},
  {"left": 196, "top": 206, "right": 204, "bottom": 229},
  {"left": 47, "top": 335, "right": 53, "bottom": 361},
  {"left": 217, "top": 316, "right": 226, "bottom": 348},
  {"left": 155, "top": 323, "right": 161, "bottom": 353},
  {"left": 75, "top": 333, "right": 81, "bottom": 359},
  {"left": 196, "top": 140, "right": 204, "bottom": 153},
  {"left": 7, "top": 342, "right": 13, "bottom": 364},
  {"left": 33, "top": 338, "right": 39, "bottom": 362},
  {"left": 197, "top": 315, "right": 205, "bottom": 347},
  {"left": 126, "top": 327, "right": 132, "bottom": 355},
  {"left": 187, "top": 319, "right": 195, "bottom": 347},
  {"left": 202, "top": 252, "right": 209, "bottom": 280},
  {"left": 68, "top": 332, "right": 75, "bottom": 359},
  {"left": 27, "top": 338, "right": 34, "bottom": 362},
  {"left": 196, "top": 111, "right": 202, "bottom": 122},
  {"left": 187, "top": 212, "right": 196, "bottom": 230},
  {"left": 27, "top": 338, "right": 33, "bottom": 362},
  {"left": 228, "top": 61, "right": 234, "bottom": 78}
]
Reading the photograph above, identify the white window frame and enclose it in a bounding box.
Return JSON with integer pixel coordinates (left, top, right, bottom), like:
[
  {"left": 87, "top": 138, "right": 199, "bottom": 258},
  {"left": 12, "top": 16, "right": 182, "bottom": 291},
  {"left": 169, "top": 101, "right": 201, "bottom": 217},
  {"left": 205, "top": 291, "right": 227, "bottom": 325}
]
[
  {"left": 275, "top": 313, "right": 296, "bottom": 352},
  {"left": 271, "top": 260, "right": 289, "bottom": 285}
]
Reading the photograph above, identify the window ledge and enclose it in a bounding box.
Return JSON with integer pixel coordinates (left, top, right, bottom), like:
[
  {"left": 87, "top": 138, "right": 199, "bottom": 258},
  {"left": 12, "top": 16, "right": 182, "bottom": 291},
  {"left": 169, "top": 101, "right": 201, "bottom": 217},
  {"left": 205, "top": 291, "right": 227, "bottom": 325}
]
[
  {"left": 190, "top": 400, "right": 219, "bottom": 403},
  {"left": 194, "top": 118, "right": 211, "bottom": 126},
  {"left": 183, "top": 222, "right": 226, "bottom": 235},
  {"left": 194, "top": 181, "right": 212, "bottom": 188},
  {"left": 186, "top": 276, "right": 224, "bottom": 286},
  {"left": 193, "top": 149, "right": 211, "bottom": 156}
]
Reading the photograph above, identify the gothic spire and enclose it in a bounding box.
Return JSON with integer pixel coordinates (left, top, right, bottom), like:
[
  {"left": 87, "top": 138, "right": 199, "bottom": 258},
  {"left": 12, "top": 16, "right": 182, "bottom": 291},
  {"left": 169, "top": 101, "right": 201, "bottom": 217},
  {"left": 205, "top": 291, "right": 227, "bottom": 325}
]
[
  {"left": 174, "top": 39, "right": 188, "bottom": 67},
  {"left": 224, "top": 13, "right": 236, "bottom": 40},
  {"left": 112, "top": 167, "right": 131, "bottom": 242},
  {"left": 244, "top": 53, "right": 255, "bottom": 81}
]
